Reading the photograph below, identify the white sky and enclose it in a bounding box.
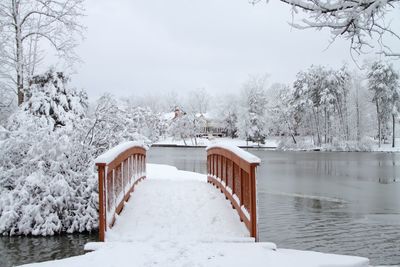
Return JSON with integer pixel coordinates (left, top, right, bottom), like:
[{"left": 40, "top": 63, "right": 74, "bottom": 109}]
[{"left": 71, "top": 0, "right": 400, "bottom": 99}]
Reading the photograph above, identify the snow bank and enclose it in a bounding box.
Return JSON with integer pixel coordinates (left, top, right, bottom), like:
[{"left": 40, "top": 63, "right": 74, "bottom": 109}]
[
  {"left": 207, "top": 143, "right": 261, "bottom": 164},
  {"left": 94, "top": 141, "right": 148, "bottom": 165},
  {"left": 19, "top": 241, "right": 369, "bottom": 267}
]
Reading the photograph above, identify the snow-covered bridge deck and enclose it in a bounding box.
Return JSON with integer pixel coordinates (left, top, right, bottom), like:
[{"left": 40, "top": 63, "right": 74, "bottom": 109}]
[
  {"left": 106, "top": 164, "right": 251, "bottom": 243},
  {"left": 20, "top": 143, "right": 370, "bottom": 267}
]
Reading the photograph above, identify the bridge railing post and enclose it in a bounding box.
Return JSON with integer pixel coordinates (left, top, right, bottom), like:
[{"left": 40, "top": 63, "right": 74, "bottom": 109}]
[
  {"left": 250, "top": 163, "right": 258, "bottom": 241},
  {"left": 96, "top": 163, "right": 106, "bottom": 242},
  {"left": 206, "top": 144, "right": 260, "bottom": 241}
]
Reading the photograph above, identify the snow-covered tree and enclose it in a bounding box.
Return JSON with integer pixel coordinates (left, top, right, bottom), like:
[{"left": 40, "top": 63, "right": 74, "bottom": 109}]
[
  {"left": 169, "top": 112, "right": 200, "bottom": 146},
  {"left": 186, "top": 88, "right": 210, "bottom": 114},
  {"left": 290, "top": 65, "right": 351, "bottom": 146},
  {"left": 83, "top": 94, "right": 156, "bottom": 155},
  {"left": 238, "top": 75, "right": 269, "bottom": 145},
  {"left": 127, "top": 106, "right": 166, "bottom": 143},
  {"left": 347, "top": 70, "right": 376, "bottom": 142},
  {"left": 268, "top": 83, "right": 299, "bottom": 143},
  {"left": 216, "top": 95, "right": 239, "bottom": 138},
  {"left": 367, "top": 61, "right": 400, "bottom": 147},
  {"left": 0, "top": 0, "right": 85, "bottom": 105}
]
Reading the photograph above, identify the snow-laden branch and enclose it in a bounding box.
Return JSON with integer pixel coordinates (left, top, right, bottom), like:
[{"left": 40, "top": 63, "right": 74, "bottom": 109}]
[{"left": 252, "top": 0, "right": 400, "bottom": 58}]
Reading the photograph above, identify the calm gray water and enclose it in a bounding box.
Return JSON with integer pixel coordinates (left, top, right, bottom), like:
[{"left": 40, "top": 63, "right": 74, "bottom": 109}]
[
  {"left": 148, "top": 147, "right": 400, "bottom": 266},
  {"left": 1, "top": 147, "right": 399, "bottom": 266},
  {"left": 0, "top": 233, "right": 97, "bottom": 267}
]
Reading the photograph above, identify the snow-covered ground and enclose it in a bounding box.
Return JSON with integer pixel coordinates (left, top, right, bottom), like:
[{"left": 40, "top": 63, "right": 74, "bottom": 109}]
[
  {"left": 21, "top": 241, "right": 370, "bottom": 267},
  {"left": 19, "top": 164, "right": 370, "bottom": 267}
]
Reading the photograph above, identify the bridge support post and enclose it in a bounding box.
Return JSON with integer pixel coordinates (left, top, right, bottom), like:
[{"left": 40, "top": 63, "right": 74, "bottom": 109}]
[{"left": 97, "top": 163, "right": 106, "bottom": 242}]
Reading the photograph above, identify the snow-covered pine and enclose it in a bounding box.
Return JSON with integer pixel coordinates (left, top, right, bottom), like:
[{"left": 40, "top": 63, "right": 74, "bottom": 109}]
[{"left": 21, "top": 70, "right": 88, "bottom": 129}]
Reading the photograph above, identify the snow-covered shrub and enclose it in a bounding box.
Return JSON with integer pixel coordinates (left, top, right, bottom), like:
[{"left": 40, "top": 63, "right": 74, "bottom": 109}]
[
  {"left": 325, "top": 138, "right": 373, "bottom": 152},
  {"left": 277, "top": 137, "right": 316, "bottom": 151},
  {"left": 0, "top": 71, "right": 98, "bottom": 236},
  {"left": 0, "top": 74, "right": 165, "bottom": 236},
  {"left": 277, "top": 136, "right": 373, "bottom": 152},
  {"left": 0, "top": 110, "right": 98, "bottom": 235}
]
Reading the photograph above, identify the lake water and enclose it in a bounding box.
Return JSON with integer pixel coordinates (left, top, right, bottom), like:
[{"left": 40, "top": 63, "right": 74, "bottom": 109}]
[
  {"left": 1, "top": 147, "right": 399, "bottom": 266},
  {"left": 0, "top": 233, "right": 97, "bottom": 267},
  {"left": 148, "top": 147, "right": 400, "bottom": 266}
]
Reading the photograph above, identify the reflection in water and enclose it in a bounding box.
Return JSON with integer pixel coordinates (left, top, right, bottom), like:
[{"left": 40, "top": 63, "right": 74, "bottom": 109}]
[
  {"left": 0, "top": 233, "right": 97, "bottom": 267},
  {"left": 378, "top": 177, "right": 398, "bottom": 184}
]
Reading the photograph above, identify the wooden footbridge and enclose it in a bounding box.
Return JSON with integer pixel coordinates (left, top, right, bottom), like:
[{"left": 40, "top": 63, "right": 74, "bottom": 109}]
[
  {"left": 94, "top": 142, "right": 260, "bottom": 243},
  {"left": 27, "top": 142, "right": 370, "bottom": 266}
]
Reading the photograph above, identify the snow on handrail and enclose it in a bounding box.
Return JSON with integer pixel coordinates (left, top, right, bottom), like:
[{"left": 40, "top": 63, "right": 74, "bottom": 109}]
[
  {"left": 207, "top": 144, "right": 260, "bottom": 241},
  {"left": 95, "top": 141, "right": 148, "bottom": 165},
  {"left": 206, "top": 143, "right": 261, "bottom": 164}
]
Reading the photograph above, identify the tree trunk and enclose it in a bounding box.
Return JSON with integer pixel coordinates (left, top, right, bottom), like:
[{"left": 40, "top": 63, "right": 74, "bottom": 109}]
[
  {"left": 356, "top": 95, "right": 361, "bottom": 142},
  {"left": 392, "top": 113, "right": 395, "bottom": 148},
  {"left": 324, "top": 107, "right": 327, "bottom": 144},
  {"left": 376, "top": 102, "right": 381, "bottom": 148},
  {"left": 13, "top": 0, "right": 24, "bottom": 106},
  {"left": 291, "top": 134, "right": 297, "bottom": 144},
  {"left": 181, "top": 135, "right": 187, "bottom": 146},
  {"left": 312, "top": 110, "right": 321, "bottom": 146}
]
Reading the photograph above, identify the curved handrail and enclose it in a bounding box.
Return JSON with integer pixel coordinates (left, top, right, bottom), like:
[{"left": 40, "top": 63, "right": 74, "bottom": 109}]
[
  {"left": 95, "top": 142, "right": 148, "bottom": 241},
  {"left": 206, "top": 144, "right": 260, "bottom": 241}
]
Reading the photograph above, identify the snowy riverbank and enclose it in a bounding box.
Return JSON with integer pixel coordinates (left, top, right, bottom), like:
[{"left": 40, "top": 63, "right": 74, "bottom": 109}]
[
  {"left": 154, "top": 136, "right": 400, "bottom": 152},
  {"left": 153, "top": 137, "right": 278, "bottom": 148},
  {"left": 19, "top": 164, "right": 370, "bottom": 267}
]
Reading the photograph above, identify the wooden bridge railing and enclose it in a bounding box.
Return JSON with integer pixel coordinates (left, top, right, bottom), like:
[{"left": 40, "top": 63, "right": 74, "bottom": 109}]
[
  {"left": 206, "top": 144, "right": 260, "bottom": 241},
  {"left": 94, "top": 142, "right": 147, "bottom": 241}
]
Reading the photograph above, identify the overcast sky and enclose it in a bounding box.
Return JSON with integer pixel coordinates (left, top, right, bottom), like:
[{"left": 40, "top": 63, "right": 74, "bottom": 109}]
[{"left": 72, "top": 0, "right": 400, "bottom": 99}]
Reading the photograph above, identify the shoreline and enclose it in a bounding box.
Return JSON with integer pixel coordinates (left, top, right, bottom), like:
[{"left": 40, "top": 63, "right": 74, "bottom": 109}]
[
  {"left": 151, "top": 143, "right": 400, "bottom": 153},
  {"left": 151, "top": 143, "right": 277, "bottom": 149}
]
